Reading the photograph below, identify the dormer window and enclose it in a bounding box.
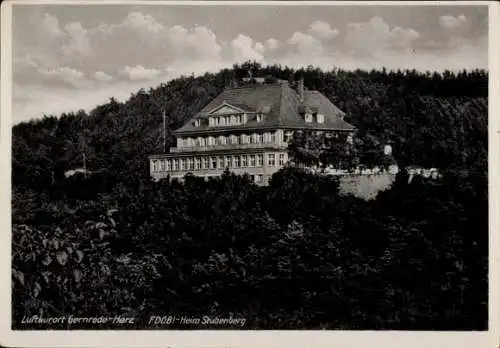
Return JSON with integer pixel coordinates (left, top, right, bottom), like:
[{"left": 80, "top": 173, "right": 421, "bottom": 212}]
[
  {"left": 194, "top": 119, "right": 201, "bottom": 127},
  {"left": 316, "top": 114, "right": 324, "bottom": 123},
  {"left": 256, "top": 113, "right": 263, "bottom": 122},
  {"left": 305, "top": 113, "right": 313, "bottom": 123}
]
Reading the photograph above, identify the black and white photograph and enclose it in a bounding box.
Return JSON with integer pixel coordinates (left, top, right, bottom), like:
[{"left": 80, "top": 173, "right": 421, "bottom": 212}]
[{"left": 1, "top": 0, "right": 498, "bottom": 347}]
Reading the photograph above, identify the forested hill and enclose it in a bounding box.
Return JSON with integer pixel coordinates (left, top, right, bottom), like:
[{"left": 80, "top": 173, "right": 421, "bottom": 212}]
[{"left": 12, "top": 62, "right": 488, "bottom": 189}]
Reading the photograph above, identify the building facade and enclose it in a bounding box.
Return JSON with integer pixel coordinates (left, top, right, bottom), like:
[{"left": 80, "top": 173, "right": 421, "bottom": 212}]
[{"left": 149, "top": 79, "right": 355, "bottom": 184}]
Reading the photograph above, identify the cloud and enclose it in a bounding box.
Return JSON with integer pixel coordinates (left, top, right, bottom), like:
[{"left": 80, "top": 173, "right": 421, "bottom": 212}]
[
  {"left": 93, "top": 71, "right": 112, "bottom": 82},
  {"left": 40, "top": 12, "right": 63, "bottom": 37},
  {"left": 287, "top": 31, "right": 324, "bottom": 56},
  {"left": 265, "top": 38, "right": 280, "bottom": 50},
  {"left": 346, "top": 16, "right": 420, "bottom": 54},
  {"left": 254, "top": 42, "right": 264, "bottom": 54},
  {"left": 230, "top": 34, "right": 264, "bottom": 62},
  {"left": 120, "top": 65, "right": 163, "bottom": 81},
  {"left": 62, "top": 22, "right": 91, "bottom": 58},
  {"left": 308, "top": 21, "right": 339, "bottom": 40},
  {"left": 122, "top": 11, "right": 164, "bottom": 32},
  {"left": 13, "top": 82, "right": 135, "bottom": 123},
  {"left": 439, "top": 14, "right": 468, "bottom": 29},
  {"left": 37, "top": 66, "right": 90, "bottom": 88},
  {"left": 11, "top": 9, "right": 487, "bottom": 123},
  {"left": 184, "top": 26, "right": 223, "bottom": 60}
]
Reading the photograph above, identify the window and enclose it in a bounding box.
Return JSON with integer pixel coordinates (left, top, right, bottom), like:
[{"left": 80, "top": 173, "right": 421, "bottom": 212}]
[
  {"left": 211, "top": 157, "right": 217, "bottom": 169},
  {"left": 173, "top": 159, "right": 179, "bottom": 170},
  {"left": 220, "top": 117, "right": 225, "bottom": 126},
  {"left": 195, "top": 119, "right": 201, "bottom": 127},
  {"left": 203, "top": 157, "right": 210, "bottom": 169},
  {"left": 195, "top": 157, "right": 201, "bottom": 170},
  {"left": 219, "top": 157, "right": 224, "bottom": 169},
  {"left": 208, "top": 136, "right": 215, "bottom": 146},
  {"left": 230, "top": 115, "right": 236, "bottom": 125},
  {"left": 284, "top": 131, "right": 293, "bottom": 143},
  {"left": 167, "top": 160, "right": 172, "bottom": 171},
  {"left": 240, "top": 134, "right": 246, "bottom": 144},
  {"left": 264, "top": 132, "right": 270, "bottom": 143},
  {"left": 225, "top": 156, "right": 232, "bottom": 168},
  {"left": 255, "top": 174, "right": 262, "bottom": 183},
  {"left": 316, "top": 114, "right": 324, "bottom": 123},
  {"left": 220, "top": 136, "right": 226, "bottom": 145},
  {"left": 237, "top": 115, "right": 241, "bottom": 124},
  {"left": 159, "top": 160, "right": 165, "bottom": 171},
  {"left": 200, "top": 138, "right": 206, "bottom": 147},
  {"left": 305, "top": 113, "right": 313, "bottom": 123},
  {"left": 188, "top": 158, "right": 194, "bottom": 170},
  {"left": 256, "top": 113, "right": 263, "bottom": 122},
  {"left": 181, "top": 159, "right": 187, "bottom": 170},
  {"left": 242, "top": 155, "right": 248, "bottom": 167},
  {"left": 152, "top": 160, "right": 158, "bottom": 171},
  {"left": 270, "top": 133, "right": 276, "bottom": 143},
  {"left": 279, "top": 153, "right": 285, "bottom": 166},
  {"left": 230, "top": 135, "right": 237, "bottom": 145},
  {"left": 257, "top": 154, "right": 264, "bottom": 166},
  {"left": 250, "top": 154, "right": 256, "bottom": 167},
  {"left": 234, "top": 156, "right": 241, "bottom": 168},
  {"left": 268, "top": 153, "right": 276, "bottom": 166}
]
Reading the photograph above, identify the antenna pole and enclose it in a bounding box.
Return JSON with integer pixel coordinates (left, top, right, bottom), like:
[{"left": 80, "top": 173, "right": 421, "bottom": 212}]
[
  {"left": 82, "top": 151, "right": 87, "bottom": 179},
  {"left": 79, "top": 135, "right": 87, "bottom": 178},
  {"left": 163, "top": 107, "right": 167, "bottom": 153}
]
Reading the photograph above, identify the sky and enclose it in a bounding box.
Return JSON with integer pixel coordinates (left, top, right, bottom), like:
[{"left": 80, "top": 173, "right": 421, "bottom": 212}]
[{"left": 11, "top": 3, "right": 489, "bottom": 123}]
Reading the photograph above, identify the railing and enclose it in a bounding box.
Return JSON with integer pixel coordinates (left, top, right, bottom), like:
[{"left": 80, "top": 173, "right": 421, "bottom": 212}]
[{"left": 170, "top": 142, "right": 287, "bottom": 153}]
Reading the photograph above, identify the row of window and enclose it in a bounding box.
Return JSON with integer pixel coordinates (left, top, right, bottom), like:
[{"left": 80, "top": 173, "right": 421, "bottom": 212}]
[
  {"left": 207, "top": 114, "right": 247, "bottom": 127},
  {"left": 201, "top": 113, "right": 266, "bottom": 128},
  {"left": 178, "top": 131, "right": 289, "bottom": 148},
  {"left": 197, "top": 112, "right": 326, "bottom": 127},
  {"left": 152, "top": 153, "right": 287, "bottom": 172}
]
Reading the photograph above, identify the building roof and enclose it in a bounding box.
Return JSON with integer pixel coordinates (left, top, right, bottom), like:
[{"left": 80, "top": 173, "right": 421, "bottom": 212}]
[{"left": 174, "top": 81, "right": 355, "bottom": 135}]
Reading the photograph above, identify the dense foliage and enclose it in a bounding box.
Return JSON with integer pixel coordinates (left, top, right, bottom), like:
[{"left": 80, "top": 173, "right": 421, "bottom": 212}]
[
  {"left": 11, "top": 63, "right": 488, "bottom": 330},
  {"left": 12, "top": 62, "right": 487, "bottom": 187},
  {"left": 12, "top": 168, "right": 488, "bottom": 330}
]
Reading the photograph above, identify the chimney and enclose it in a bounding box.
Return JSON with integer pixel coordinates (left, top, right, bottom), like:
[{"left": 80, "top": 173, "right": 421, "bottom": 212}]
[{"left": 298, "top": 77, "right": 304, "bottom": 103}]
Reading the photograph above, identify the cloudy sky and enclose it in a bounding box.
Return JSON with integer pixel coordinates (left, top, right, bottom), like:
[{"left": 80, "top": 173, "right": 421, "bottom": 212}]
[{"left": 11, "top": 4, "right": 488, "bottom": 123}]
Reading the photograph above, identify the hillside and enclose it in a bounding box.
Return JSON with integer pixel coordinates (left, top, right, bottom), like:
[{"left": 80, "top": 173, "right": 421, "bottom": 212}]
[
  {"left": 10, "top": 63, "right": 489, "bottom": 330},
  {"left": 12, "top": 63, "right": 488, "bottom": 189}
]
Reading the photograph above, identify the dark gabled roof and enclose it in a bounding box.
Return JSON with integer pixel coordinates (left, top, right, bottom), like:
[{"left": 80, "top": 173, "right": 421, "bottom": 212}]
[{"left": 174, "top": 82, "right": 355, "bottom": 135}]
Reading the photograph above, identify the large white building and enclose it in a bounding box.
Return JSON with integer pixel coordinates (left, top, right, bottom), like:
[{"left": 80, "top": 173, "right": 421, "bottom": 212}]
[{"left": 149, "top": 78, "right": 355, "bottom": 184}]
